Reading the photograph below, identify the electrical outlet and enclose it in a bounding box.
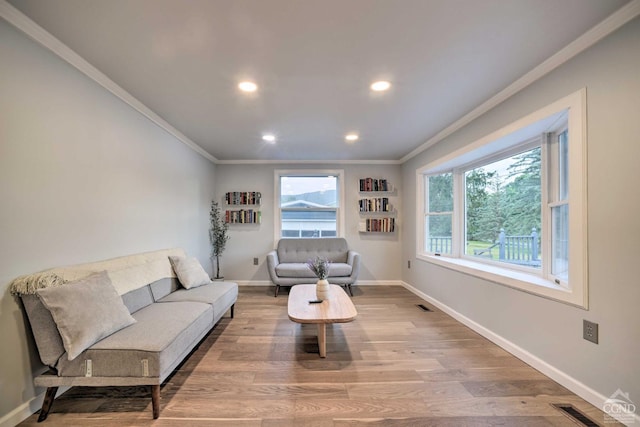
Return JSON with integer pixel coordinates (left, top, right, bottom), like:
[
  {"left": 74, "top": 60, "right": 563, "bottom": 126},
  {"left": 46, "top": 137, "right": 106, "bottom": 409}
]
[
  {"left": 253, "top": 257, "right": 259, "bottom": 265},
  {"left": 408, "top": 260, "right": 411, "bottom": 269},
  {"left": 583, "top": 320, "right": 599, "bottom": 344}
]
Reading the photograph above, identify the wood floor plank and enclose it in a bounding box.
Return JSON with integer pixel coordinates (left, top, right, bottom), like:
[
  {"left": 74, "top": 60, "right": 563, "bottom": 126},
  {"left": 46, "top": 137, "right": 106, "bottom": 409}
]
[
  {"left": 461, "top": 379, "right": 572, "bottom": 397},
  {"left": 345, "top": 381, "right": 474, "bottom": 401},
  {"left": 17, "top": 286, "right": 612, "bottom": 426},
  {"left": 418, "top": 367, "right": 551, "bottom": 382}
]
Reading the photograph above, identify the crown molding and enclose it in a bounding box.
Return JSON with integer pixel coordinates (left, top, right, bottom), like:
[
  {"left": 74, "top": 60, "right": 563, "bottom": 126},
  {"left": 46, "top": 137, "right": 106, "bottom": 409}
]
[
  {"left": 0, "top": 0, "right": 217, "bottom": 164},
  {"left": 216, "top": 159, "right": 402, "bottom": 165},
  {"left": 400, "top": 0, "right": 640, "bottom": 164}
]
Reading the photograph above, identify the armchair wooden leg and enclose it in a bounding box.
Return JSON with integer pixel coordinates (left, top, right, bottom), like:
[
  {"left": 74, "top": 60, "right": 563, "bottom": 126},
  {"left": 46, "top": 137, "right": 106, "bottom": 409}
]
[
  {"left": 348, "top": 284, "right": 354, "bottom": 296},
  {"left": 151, "top": 384, "right": 160, "bottom": 419},
  {"left": 37, "top": 386, "right": 58, "bottom": 422},
  {"left": 274, "top": 285, "right": 280, "bottom": 297},
  {"left": 230, "top": 304, "right": 235, "bottom": 318}
]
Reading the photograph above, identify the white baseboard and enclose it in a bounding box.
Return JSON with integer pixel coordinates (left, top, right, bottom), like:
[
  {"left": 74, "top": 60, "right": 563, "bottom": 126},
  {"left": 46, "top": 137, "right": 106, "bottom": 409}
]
[
  {"left": 234, "top": 280, "right": 403, "bottom": 287},
  {"left": 401, "top": 281, "right": 640, "bottom": 426},
  {"left": 0, "top": 386, "right": 68, "bottom": 427},
  {"left": 0, "top": 399, "right": 38, "bottom": 427}
]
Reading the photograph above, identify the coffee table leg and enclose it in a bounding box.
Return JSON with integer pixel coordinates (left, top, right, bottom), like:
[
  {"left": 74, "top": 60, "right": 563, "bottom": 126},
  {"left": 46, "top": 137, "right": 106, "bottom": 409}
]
[{"left": 317, "top": 324, "right": 326, "bottom": 358}]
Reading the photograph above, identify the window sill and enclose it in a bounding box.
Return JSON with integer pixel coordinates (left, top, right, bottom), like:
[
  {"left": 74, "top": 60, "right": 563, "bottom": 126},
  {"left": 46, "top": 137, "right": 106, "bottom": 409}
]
[{"left": 416, "top": 253, "right": 586, "bottom": 308}]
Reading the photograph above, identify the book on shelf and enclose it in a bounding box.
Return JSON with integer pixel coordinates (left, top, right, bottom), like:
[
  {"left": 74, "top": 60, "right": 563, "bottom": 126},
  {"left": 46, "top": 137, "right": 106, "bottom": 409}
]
[
  {"left": 359, "top": 178, "right": 390, "bottom": 192},
  {"left": 225, "top": 191, "right": 262, "bottom": 205}
]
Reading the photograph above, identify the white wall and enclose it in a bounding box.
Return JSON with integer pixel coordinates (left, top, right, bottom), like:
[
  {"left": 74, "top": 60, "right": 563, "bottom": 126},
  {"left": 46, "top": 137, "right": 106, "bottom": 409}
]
[
  {"left": 402, "top": 17, "right": 640, "bottom": 411},
  {"left": 214, "top": 163, "right": 402, "bottom": 284},
  {"left": 0, "top": 19, "right": 216, "bottom": 424}
]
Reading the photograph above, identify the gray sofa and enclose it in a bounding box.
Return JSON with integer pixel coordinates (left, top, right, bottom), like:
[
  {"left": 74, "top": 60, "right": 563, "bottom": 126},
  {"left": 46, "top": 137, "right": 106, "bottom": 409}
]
[
  {"left": 10, "top": 248, "right": 237, "bottom": 421},
  {"left": 267, "top": 238, "right": 360, "bottom": 297}
]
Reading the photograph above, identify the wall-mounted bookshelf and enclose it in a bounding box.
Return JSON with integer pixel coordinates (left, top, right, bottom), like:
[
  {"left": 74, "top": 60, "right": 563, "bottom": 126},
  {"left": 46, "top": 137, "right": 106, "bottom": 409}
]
[
  {"left": 224, "top": 191, "right": 261, "bottom": 224},
  {"left": 225, "top": 191, "right": 261, "bottom": 205},
  {"left": 358, "top": 197, "right": 393, "bottom": 213},
  {"left": 358, "top": 178, "right": 397, "bottom": 233},
  {"left": 358, "top": 217, "right": 396, "bottom": 233},
  {"left": 225, "top": 209, "right": 261, "bottom": 224},
  {"left": 359, "top": 178, "right": 391, "bottom": 192}
]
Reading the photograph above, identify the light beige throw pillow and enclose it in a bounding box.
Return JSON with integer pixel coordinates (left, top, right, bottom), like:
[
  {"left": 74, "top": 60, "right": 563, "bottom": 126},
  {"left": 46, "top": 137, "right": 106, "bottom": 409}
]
[
  {"left": 36, "top": 271, "right": 136, "bottom": 361},
  {"left": 169, "top": 256, "right": 211, "bottom": 289}
]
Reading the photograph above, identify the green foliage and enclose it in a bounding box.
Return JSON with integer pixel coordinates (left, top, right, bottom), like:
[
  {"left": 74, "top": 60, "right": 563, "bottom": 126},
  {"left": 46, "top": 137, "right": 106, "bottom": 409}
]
[
  {"left": 501, "top": 147, "right": 541, "bottom": 235},
  {"left": 428, "top": 173, "right": 453, "bottom": 212},
  {"left": 307, "top": 256, "right": 330, "bottom": 280},
  {"left": 209, "top": 201, "right": 230, "bottom": 279},
  {"left": 209, "top": 201, "right": 229, "bottom": 257},
  {"left": 462, "top": 147, "right": 541, "bottom": 241},
  {"left": 465, "top": 169, "right": 497, "bottom": 241},
  {"left": 427, "top": 173, "right": 453, "bottom": 237}
]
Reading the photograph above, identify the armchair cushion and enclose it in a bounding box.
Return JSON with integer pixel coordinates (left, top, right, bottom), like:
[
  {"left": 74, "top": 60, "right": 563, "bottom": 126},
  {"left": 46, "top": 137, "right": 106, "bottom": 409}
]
[{"left": 275, "top": 263, "right": 352, "bottom": 278}]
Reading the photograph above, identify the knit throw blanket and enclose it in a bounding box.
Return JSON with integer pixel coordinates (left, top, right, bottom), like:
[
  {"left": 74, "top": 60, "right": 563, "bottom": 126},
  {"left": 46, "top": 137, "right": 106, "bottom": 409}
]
[{"left": 10, "top": 248, "right": 185, "bottom": 296}]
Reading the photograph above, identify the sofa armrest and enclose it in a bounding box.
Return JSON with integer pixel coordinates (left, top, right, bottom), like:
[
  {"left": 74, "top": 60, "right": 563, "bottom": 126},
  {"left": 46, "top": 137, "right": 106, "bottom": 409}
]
[
  {"left": 266, "top": 250, "right": 280, "bottom": 284},
  {"left": 347, "top": 250, "right": 360, "bottom": 283}
]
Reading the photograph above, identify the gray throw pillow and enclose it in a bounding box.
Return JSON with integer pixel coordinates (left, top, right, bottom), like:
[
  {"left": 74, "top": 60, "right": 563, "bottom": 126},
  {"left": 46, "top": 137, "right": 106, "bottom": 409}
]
[
  {"left": 36, "top": 271, "right": 136, "bottom": 361},
  {"left": 169, "top": 256, "right": 211, "bottom": 289}
]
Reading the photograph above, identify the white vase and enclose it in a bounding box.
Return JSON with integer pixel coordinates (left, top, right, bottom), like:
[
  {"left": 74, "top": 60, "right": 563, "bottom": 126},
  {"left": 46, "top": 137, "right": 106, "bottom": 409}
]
[{"left": 316, "top": 279, "right": 330, "bottom": 301}]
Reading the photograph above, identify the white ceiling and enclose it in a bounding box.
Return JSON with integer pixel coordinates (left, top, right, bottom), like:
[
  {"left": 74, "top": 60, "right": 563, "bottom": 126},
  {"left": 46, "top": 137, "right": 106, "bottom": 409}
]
[{"left": 6, "top": 0, "right": 631, "bottom": 162}]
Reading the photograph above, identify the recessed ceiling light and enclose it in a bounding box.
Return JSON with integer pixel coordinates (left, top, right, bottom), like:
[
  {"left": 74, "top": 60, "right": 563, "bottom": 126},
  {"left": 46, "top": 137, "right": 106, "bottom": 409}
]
[
  {"left": 370, "top": 80, "right": 391, "bottom": 92},
  {"left": 262, "top": 134, "right": 276, "bottom": 143},
  {"left": 345, "top": 133, "right": 359, "bottom": 142},
  {"left": 238, "top": 81, "right": 258, "bottom": 92}
]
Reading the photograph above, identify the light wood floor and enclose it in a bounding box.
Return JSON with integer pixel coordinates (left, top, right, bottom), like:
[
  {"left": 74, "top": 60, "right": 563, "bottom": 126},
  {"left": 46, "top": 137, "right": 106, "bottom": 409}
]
[{"left": 19, "top": 286, "right": 616, "bottom": 426}]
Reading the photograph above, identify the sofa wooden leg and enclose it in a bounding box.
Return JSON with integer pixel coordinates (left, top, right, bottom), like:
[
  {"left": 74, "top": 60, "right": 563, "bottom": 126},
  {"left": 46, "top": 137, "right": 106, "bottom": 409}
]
[
  {"left": 37, "top": 386, "right": 58, "bottom": 422},
  {"left": 230, "top": 304, "right": 235, "bottom": 318},
  {"left": 151, "top": 384, "right": 160, "bottom": 419},
  {"left": 274, "top": 285, "right": 280, "bottom": 297}
]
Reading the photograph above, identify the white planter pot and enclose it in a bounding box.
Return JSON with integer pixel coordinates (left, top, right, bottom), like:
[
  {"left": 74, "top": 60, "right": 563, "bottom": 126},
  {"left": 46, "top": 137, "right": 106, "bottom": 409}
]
[{"left": 316, "top": 279, "right": 330, "bottom": 301}]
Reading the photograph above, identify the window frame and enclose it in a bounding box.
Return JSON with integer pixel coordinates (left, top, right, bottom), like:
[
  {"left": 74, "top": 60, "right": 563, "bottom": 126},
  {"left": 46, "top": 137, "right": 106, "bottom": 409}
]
[
  {"left": 416, "top": 89, "right": 588, "bottom": 308},
  {"left": 274, "top": 169, "right": 345, "bottom": 241}
]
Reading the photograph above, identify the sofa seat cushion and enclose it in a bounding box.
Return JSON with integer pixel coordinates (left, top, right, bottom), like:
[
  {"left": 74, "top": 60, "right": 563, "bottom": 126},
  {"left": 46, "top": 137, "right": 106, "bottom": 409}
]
[
  {"left": 275, "top": 263, "right": 352, "bottom": 278},
  {"left": 158, "top": 282, "right": 238, "bottom": 320},
  {"left": 55, "top": 301, "right": 212, "bottom": 380}
]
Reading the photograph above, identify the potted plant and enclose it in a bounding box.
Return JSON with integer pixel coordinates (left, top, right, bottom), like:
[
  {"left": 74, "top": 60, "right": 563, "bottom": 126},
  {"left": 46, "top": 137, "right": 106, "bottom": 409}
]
[
  {"left": 307, "top": 256, "right": 331, "bottom": 300},
  {"left": 209, "top": 200, "right": 230, "bottom": 280}
]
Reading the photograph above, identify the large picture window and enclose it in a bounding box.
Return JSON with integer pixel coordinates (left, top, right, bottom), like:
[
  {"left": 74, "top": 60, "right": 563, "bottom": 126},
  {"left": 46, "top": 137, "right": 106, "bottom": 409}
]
[
  {"left": 417, "top": 90, "right": 587, "bottom": 307},
  {"left": 275, "top": 170, "right": 344, "bottom": 239}
]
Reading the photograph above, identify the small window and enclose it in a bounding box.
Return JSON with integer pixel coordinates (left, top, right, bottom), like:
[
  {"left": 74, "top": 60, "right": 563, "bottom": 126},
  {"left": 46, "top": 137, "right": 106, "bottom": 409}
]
[
  {"left": 275, "top": 171, "right": 344, "bottom": 239},
  {"left": 425, "top": 173, "right": 453, "bottom": 255}
]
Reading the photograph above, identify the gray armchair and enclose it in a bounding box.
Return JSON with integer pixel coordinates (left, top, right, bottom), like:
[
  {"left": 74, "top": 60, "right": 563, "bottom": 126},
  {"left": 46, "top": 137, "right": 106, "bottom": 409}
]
[{"left": 267, "top": 238, "right": 360, "bottom": 297}]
